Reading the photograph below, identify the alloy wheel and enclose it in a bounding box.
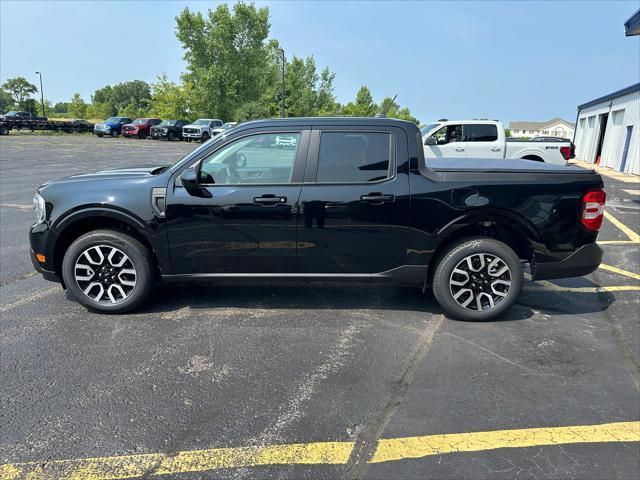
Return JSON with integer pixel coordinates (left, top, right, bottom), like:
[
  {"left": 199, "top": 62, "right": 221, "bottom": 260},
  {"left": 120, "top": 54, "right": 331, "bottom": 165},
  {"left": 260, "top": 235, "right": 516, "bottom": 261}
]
[
  {"left": 449, "top": 253, "right": 511, "bottom": 311},
  {"left": 74, "top": 245, "right": 137, "bottom": 304}
]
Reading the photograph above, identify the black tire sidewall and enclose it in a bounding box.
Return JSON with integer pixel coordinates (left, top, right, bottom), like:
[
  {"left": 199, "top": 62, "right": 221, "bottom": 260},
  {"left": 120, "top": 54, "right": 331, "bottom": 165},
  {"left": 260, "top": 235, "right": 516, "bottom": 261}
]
[
  {"left": 432, "top": 237, "right": 523, "bottom": 321},
  {"left": 62, "top": 230, "right": 154, "bottom": 313}
]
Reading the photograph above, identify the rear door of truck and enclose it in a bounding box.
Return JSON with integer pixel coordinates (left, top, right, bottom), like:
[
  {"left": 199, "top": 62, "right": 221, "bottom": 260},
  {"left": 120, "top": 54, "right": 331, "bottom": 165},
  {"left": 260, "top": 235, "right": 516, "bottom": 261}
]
[
  {"left": 464, "top": 123, "right": 504, "bottom": 158},
  {"left": 296, "top": 125, "right": 410, "bottom": 274}
]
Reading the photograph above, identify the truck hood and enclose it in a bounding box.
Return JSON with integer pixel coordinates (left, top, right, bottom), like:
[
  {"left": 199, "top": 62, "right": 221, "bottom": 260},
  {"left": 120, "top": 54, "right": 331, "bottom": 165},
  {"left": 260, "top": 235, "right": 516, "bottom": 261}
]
[
  {"left": 183, "top": 124, "right": 203, "bottom": 129},
  {"left": 42, "top": 166, "right": 167, "bottom": 186}
]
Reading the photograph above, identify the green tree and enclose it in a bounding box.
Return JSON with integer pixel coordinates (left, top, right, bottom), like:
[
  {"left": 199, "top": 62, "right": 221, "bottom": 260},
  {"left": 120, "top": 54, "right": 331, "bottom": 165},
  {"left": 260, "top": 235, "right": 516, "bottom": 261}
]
[
  {"left": 2, "top": 77, "right": 38, "bottom": 105},
  {"left": 90, "top": 80, "right": 151, "bottom": 116},
  {"left": 378, "top": 96, "right": 419, "bottom": 124},
  {"left": 505, "top": 128, "right": 512, "bottom": 138},
  {"left": 20, "top": 98, "right": 39, "bottom": 115},
  {"left": 0, "top": 90, "right": 15, "bottom": 113},
  {"left": 53, "top": 102, "right": 69, "bottom": 114},
  {"left": 86, "top": 102, "right": 112, "bottom": 120},
  {"left": 343, "top": 86, "right": 377, "bottom": 117},
  {"left": 68, "top": 93, "right": 88, "bottom": 119},
  {"left": 175, "top": 2, "right": 272, "bottom": 120},
  {"left": 147, "top": 74, "right": 190, "bottom": 119}
]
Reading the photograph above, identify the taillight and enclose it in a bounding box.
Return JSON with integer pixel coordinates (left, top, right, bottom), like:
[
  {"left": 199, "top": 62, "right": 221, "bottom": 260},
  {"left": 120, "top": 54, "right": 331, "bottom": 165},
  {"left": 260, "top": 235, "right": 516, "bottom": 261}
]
[
  {"left": 581, "top": 189, "right": 606, "bottom": 231},
  {"left": 560, "top": 146, "right": 571, "bottom": 160}
]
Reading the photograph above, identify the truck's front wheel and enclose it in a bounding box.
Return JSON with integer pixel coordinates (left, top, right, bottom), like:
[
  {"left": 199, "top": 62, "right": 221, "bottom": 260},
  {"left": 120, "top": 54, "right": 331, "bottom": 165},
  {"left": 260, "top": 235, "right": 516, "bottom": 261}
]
[
  {"left": 431, "top": 237, "right": 523, "bottom": 321},
  {"left": 62, "top": 230, "right": 155, "bottom": 313}
]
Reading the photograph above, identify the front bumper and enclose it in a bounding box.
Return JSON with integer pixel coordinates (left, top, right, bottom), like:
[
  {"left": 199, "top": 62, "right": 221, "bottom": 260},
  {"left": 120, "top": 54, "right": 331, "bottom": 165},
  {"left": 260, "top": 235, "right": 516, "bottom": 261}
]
[
  {"left": 30, "top": 248, "right": 60, "bottom": 283},
  {"left": 151, "top": 131, "right": 168, "bottom": 138},
  {"left": 30, "top": 222, "right": 63, "bottom": 285},
  {"left": 532, "top": 243, "right": 603, "bottom": 280},
  {"left": 183, "top": 132, "right": 203, "bottom": 139},
  {"left": 122, "top": 130, "right": 139, "bottom": 137}
]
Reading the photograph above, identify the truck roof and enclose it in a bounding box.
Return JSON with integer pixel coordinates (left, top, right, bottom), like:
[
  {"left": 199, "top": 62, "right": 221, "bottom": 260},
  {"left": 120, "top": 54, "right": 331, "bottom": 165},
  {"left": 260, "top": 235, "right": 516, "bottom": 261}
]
[{"left": 234, "top": 117, "right": 418, "bottom": 130}]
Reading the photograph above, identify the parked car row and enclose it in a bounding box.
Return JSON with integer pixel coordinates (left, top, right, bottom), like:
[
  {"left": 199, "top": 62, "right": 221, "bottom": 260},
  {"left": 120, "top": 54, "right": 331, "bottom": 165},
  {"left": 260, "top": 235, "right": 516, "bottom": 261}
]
[{"left": 94, "top": 117, "right": 237, "bottom": 141}]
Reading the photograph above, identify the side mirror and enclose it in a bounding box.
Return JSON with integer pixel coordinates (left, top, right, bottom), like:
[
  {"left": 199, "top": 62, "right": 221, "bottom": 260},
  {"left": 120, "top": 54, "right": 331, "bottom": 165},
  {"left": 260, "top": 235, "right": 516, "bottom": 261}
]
[
  {"left": 425, "top": 136, "right": 437, "bottom": 146},
  {"left": 180, "top": 168, "right": 201, "bottom": 195}
]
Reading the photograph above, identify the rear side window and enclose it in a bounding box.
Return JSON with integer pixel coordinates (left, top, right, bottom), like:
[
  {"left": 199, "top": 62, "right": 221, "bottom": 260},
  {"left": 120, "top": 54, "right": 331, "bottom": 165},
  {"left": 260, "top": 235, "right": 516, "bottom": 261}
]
[
  {"left": 467, "top": 124, "right": 498, "bottom": 142},
  {"left": 317, "top": 132, "right": 391, "bottom": 183}
]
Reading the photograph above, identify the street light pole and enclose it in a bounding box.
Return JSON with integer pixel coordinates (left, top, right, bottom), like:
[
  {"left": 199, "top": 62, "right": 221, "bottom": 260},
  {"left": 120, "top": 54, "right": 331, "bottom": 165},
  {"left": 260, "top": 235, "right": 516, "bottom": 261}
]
[
  {"left": 280, "top": 48, "right": 285, "bottom": 118},
  {"left": 35, "top": 71, "right": 45, "bottom": 117}
]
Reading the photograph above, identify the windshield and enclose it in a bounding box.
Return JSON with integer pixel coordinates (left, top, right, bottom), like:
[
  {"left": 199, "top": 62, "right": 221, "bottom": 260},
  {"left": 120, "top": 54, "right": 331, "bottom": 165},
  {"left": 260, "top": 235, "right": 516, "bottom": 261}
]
[
  {"left": 5, "top": 111, "right": 17, "bottom": 116},
  {"left": 105, "top": 117, "right": 125, "bottom": 123},
  {"left": 194, "top": 119, "right": 211, "bottom": 125},
  {"left": 159, "top": 120, "right": 177, "bottom": 126},
  {"left": 132, "top": 119, "right": 148, "bottom": 124},
  {"left": 420, "top": 123, "right": 441, "bottom": 136}
]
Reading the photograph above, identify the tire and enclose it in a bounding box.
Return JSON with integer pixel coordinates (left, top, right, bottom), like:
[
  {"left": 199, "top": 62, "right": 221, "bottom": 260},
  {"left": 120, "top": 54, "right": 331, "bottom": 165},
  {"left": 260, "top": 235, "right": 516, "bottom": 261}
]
[
  {"left": 62, "top": 229, "right": 155, "bottom": 313},
  {"left": 97, "top": 133, "right": 103, "bottom": 138},
  {"left": 111, "top": 129, "right": 119, "bottom": 138},
  {"left": 167, "top": 132, "right": 176, "bottom": 141},
  {"left": 138, "top": 131, "right": 147, "bottom": 140},
  {"left": 201, "top": 132, "right": 210, "bottom": 142},
  {"left": 0, "top": 125, "right": 9, "bottom": 135},
  {"left": 431, "top": 237, "right": 523, "bottom": 321}
]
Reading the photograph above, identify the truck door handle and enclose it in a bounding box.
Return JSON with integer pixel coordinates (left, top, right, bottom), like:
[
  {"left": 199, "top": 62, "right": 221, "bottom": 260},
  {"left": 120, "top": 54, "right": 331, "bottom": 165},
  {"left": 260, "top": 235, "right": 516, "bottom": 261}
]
[
  {"left": 360, "top": 193, "right": 394, "bottom": 204},
  {"left": 454, "top": 147, "right": 465, "bottom": 152},
  {"left": 491, "top": 147, "right": 501, "bottom": 152},
  {"left": 253, "top": 195, "right": 287, "bottom": 205}
]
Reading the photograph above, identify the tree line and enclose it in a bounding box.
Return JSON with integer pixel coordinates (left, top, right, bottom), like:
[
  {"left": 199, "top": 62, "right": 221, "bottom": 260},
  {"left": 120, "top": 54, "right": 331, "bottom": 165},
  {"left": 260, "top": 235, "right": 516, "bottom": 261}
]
[{"left": 1, "top": 3, "right": 418, "bottom": 124}]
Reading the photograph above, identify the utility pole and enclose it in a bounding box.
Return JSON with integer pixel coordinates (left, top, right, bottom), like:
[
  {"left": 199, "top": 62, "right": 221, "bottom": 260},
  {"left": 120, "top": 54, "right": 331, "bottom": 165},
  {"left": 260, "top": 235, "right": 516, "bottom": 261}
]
[
  {"left": 280, "top": 48, "right": 285, "bottom": 118},
  {"left": 35, "top": 71, "right": 45, "bottom": 117}
]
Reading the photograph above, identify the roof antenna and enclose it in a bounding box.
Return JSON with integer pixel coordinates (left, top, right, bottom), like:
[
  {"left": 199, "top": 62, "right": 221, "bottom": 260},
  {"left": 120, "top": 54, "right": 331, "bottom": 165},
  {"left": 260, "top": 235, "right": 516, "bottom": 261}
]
[{"left": 375, "top": 94, "right": 397, "bottom": 118}]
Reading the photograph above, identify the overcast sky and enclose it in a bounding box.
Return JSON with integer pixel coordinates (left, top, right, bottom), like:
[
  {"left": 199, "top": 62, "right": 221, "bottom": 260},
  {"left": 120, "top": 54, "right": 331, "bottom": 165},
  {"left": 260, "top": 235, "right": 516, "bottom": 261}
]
[{"left": 1, "top": 0, "right": 639, "bottom": 124}]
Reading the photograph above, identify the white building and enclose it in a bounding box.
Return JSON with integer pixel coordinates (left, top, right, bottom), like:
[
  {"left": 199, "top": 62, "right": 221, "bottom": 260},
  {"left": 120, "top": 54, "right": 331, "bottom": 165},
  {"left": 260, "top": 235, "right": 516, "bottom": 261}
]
[
  {"left": 508, "top": 118, "right": 575, "bottom": 139},
  {"left": 573, "top": 83, "right": 640, "bottom": 175}
]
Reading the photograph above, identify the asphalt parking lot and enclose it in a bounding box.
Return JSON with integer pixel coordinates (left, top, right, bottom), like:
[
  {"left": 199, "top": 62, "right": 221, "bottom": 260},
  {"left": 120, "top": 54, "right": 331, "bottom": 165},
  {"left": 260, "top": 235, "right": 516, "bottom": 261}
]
[{"left": 1, "top": 134, "right": 639, "bottom": 480}]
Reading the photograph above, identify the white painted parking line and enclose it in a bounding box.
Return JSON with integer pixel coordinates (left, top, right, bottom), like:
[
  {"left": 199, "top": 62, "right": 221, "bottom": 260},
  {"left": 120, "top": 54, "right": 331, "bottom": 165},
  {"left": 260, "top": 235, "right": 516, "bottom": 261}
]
[{"left": 623, "top": 189, "right": 640, "bottom": 195}]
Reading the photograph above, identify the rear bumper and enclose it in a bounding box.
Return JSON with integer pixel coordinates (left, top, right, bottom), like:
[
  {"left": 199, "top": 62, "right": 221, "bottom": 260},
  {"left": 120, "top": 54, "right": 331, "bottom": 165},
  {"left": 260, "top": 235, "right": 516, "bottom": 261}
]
[{"left": 532, "top": 243, "right": 603, "bottom": 280}]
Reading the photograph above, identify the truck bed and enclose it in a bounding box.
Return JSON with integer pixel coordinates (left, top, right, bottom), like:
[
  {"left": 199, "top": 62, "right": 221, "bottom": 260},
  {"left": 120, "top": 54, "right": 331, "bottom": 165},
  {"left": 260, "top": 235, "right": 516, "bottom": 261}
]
[{"left": 423, "top": 158, "right": 597, "bottom": 182}]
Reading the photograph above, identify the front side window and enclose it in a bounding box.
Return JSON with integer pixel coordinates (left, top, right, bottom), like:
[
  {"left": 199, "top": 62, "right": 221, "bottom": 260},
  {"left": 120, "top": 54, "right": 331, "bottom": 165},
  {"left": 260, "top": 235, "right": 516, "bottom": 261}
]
[
  {"left": 199, "top": 132, "right": 300, "bottom": 185},
  {"left": 317, "top": 132, "right": 391, "bottom": 183},
  {"left": 430, "top": 125, "right": 463, "bottom": 145},
  {"left": 467, "top": 124, "right": 498, "bottom": 142}
]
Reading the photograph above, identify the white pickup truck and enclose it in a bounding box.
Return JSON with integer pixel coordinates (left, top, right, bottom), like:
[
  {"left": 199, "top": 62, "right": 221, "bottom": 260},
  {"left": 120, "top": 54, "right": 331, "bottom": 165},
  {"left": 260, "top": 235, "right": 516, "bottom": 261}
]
[{"left": 421, "top": 120, "right": 574, "bottom": 165}]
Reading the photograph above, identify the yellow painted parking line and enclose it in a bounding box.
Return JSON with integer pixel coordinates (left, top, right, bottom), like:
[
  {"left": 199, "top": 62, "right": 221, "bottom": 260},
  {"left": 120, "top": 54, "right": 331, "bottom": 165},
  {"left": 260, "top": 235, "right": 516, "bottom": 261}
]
[
  {"left": 0, "top": 287, "right": 58, "bottom": 314},
  {"left": 370, "top": 421, "right": 639, "bottom": 463},
  {"left": 598, "top": 240, "right": 639, "bottom": 245},
  {"left": 603, "top": 211, "right": 640, "bottom": 243},
  {"left": 529, "top": 281, "right": 640, "bottom": 293},
  {"left": 598, "top": 263, "right": 640, "bottom": 281},
  {"left": 1, "top": 421, "right": 637, "bottom": 479}
]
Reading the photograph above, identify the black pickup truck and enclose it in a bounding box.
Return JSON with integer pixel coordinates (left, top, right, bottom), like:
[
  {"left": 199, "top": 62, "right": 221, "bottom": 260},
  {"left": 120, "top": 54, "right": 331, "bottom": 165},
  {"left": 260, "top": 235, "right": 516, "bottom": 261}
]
[{"left": 29, "top": 118, "right": 605, "bottom": 320}]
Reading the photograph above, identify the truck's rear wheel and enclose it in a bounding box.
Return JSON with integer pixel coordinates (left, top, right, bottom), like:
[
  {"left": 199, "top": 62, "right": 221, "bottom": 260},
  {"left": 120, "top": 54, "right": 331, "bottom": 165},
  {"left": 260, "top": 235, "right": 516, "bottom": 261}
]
[
  {"left": 62, "top": 230, "right": 154, "bottom": 313},
  {"left": 432, "top": 237, "right": 523, "bottom": 321}
]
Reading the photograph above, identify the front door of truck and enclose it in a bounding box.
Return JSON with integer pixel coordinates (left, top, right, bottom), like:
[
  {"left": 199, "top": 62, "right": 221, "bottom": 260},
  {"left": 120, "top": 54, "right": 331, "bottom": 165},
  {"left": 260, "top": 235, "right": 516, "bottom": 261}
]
[
  {"left": 297, "top": 127, "right": 410, "bottom": 274},
  {"left": 423, "top": 123, "right": 466, "bottom": 159},
  {"left": 166, "top": 129, "right": 309, "bottom": 274}
]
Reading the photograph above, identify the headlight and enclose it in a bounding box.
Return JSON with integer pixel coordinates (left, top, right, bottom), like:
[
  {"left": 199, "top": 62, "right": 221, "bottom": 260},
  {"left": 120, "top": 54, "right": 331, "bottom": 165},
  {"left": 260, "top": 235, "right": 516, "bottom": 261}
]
[
  {"left": 33, "top": 192, "right": 46, "bottom": 225},
  {"left": 162, "top": 128, "right": 168, "bottom": 133}
]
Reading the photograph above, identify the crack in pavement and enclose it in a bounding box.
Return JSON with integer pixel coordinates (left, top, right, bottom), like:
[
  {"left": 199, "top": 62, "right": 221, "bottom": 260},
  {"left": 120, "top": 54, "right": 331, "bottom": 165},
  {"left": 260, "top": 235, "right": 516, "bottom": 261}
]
[{"left": 343, "top": 315, "right": 444, "bottom": 480}]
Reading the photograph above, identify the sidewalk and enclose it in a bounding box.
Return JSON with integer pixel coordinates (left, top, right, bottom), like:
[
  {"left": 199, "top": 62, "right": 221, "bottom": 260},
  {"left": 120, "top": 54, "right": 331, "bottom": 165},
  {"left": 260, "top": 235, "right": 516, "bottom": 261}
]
[{"left": 570, "top": 159, "right": 640, "bottom": 184}]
